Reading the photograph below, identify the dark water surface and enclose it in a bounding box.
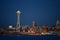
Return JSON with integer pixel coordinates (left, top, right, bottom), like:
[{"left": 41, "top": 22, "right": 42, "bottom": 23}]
[{"left": 0, "top": 35, "right": 60, "bottom": 40}]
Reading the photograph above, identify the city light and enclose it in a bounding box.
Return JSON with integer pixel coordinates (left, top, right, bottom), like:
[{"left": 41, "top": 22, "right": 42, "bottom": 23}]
[
  {"left": 9, "top": 25, "right": 13, "bottom": 29},
  {"left": 0, "top": 10, "right": 60, "bottom": 35}
]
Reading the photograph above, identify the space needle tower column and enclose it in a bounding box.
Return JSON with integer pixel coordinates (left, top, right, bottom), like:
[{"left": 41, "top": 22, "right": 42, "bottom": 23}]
[{"left": 16, "top": 10, "right": 21, "bottom": 32}]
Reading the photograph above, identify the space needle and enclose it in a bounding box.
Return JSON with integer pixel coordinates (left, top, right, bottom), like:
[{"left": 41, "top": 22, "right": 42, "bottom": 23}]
[{"left": 16, "top": 10, "right": 21, "bottom": 32}]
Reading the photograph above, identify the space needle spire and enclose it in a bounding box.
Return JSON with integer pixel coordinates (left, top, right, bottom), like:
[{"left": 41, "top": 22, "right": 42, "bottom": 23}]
[{"left": 16, "top": 10, "right": 21, "bottom": 32}]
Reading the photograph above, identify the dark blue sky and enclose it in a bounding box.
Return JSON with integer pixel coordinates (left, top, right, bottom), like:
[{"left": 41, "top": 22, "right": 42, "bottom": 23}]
[{"left": 0, "top": 0, "right": 60, "bottom": 27}]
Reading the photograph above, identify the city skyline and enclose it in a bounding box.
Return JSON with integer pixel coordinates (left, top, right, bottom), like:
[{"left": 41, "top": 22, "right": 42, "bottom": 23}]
[
  {"left": 0, "top": 9, "right": 60, "bottom": 27},
  {"left": 0, "top": 0, "right": 60, "bottom": 27},
  {"left": 0, "top": 0, "right": 60, "bottom": 40}
]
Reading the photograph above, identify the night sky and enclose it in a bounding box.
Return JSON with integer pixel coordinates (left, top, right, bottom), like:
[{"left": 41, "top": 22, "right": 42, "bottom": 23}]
[{"left": 0, "top": 0, "right": 60, "bottom": 27}]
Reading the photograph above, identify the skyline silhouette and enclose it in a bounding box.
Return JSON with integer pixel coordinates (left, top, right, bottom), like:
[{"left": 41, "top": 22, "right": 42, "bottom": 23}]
[{"left": 0, "top": 0, "right": 60, "bottom": 27}]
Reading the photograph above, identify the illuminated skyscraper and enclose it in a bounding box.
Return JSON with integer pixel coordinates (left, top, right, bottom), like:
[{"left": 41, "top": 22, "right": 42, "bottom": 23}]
[
  {"left": 56, "top": 20, "right": 60, "bottom": 25},
  {"left": 16, "top": 10, "right": 21, "bottom": 32},
  {"left": 32, "top": 20, "right": 37, "bottom": 28},
  {"left": 32, "top": 20, "right": 37, "bottom": 32},
  {"left": 56, "top": 20, "right": 60, "bottom": 29}
]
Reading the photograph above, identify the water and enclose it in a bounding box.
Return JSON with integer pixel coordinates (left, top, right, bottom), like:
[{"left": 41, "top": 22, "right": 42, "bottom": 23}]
[{"left": 0, "top": 35, "right": 60, "bottom": 40}]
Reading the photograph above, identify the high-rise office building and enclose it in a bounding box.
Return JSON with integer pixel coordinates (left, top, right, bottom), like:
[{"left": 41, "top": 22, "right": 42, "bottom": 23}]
[{"left": 32, "top": 20, "right": 37, "bottom": 28}]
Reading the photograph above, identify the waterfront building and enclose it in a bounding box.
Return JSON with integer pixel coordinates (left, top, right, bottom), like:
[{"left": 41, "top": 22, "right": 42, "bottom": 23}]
[
  {"left": 41, "top": 25, "right": 48, "bottom": 33},
  {"left": 55, "top": 20, "right": 60, "bottom": 32},
  {"left": 56, "top": 20, "right": 60, "bottom": 28},
  {"left": 32, "top": 20, "right": 37, "bottom": 28},
  {"left": 32, "top": 20, "right": 37, "bottom": 33},
  {"left": 29, "top": 28, "right": 35, "bottom": 33},
  {"left": 22, "top": 25, "right": 30, "bottom": 32}
]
